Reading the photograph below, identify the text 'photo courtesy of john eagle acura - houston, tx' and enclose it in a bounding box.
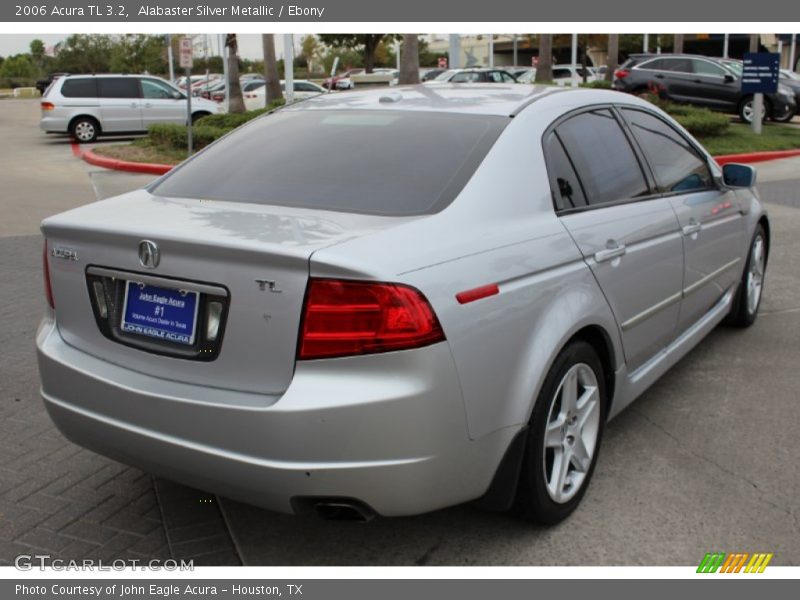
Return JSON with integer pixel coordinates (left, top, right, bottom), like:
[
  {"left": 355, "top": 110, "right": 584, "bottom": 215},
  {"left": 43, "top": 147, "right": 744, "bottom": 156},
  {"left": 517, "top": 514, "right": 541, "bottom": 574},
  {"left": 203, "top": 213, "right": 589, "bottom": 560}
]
[{"left": 37, "top": 83, "right": 768, "bottom": 524}]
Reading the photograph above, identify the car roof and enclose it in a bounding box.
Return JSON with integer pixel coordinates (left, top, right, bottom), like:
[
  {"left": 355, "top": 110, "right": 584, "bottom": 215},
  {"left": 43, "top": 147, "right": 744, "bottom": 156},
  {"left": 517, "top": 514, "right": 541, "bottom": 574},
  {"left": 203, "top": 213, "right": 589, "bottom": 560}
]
[
  {"left": 282, "top": 83, "right": 633, "bottom": 117},
  {"left": 62, "top": 73, "right": 161, "bottom": 79}
]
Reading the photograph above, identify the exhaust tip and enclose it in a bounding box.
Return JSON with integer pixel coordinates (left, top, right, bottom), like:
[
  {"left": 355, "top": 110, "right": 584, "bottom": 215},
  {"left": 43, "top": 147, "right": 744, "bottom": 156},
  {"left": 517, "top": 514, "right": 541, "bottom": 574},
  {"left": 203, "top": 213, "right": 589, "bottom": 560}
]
[{"left": 292, "top": 497, "right": 377, "bottom": 522}]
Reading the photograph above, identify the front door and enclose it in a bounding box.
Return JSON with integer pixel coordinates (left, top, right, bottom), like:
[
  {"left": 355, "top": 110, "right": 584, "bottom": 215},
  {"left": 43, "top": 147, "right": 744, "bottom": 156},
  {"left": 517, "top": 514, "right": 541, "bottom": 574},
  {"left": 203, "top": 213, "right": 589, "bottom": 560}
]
[{"left": 140, "top": 78, "right": 188, "bottom": 127}]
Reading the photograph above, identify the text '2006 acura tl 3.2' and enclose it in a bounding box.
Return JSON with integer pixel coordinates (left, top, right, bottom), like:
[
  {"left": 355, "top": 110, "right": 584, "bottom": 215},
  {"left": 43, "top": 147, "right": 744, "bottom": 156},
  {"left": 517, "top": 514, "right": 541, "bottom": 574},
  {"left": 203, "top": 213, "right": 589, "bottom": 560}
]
[{"left": 37, "top": 83, "right": 769, "bottom": 523}]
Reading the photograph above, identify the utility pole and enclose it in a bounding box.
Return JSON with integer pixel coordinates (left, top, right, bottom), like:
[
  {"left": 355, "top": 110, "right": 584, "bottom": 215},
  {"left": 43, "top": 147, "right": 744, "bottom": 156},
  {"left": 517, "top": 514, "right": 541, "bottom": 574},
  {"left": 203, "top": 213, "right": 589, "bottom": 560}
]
[
  {"left": 512, "top": 34, "right": 518, "bottom": 65},
  {"left": 166, "top": 34, "right": 175, "bottom": 82},
  {"left": 723, "top": 33, "right": 729, "bottom": 58},
  {"left": 643, "top": 33, "right": 649, "bottom": 53},
  {"left": 488, "top": 35, "right": 494, "bottom": 68},
  {"left": 449, "top": 34, "right": 460, "bottom": 69},
  {"left": 283, "top": 34, "right": 294, "bottom": 104},
  {"left": 571, "top": 33, "right": 578, "bottom": 87}
]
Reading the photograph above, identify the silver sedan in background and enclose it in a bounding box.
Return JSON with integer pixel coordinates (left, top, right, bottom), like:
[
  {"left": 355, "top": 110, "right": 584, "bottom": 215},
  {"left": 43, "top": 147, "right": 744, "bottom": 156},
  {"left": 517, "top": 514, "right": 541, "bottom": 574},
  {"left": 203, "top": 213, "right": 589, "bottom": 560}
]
[{"left": 37, "top": 84, "right": 768, "bottom": 524}]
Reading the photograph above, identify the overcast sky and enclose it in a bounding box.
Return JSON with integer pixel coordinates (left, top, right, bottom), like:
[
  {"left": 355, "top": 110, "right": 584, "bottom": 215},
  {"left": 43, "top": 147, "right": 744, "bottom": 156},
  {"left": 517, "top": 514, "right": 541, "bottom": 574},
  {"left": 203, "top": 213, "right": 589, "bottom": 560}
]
[{"left": 0, "top": 34, "right": 292, "bottom": 60}]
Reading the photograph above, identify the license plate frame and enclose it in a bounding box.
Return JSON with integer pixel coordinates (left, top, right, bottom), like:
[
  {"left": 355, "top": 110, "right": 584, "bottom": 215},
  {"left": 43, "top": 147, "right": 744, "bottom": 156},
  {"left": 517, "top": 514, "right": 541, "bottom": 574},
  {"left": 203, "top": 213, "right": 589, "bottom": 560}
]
[{"left": 120, "top": 280, "right": 200, "bottom": 346}]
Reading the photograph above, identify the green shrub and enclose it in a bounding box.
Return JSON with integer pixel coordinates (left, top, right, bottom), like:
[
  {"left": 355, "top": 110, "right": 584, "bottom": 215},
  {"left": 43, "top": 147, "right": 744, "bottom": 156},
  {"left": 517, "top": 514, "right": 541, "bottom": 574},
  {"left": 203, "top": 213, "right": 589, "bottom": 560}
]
[
  {"left": 673, "top": 109, "right": 730, "bottom": 137},
  {"left": 580, "top": 79, "right": 612, "bottom": 89}
]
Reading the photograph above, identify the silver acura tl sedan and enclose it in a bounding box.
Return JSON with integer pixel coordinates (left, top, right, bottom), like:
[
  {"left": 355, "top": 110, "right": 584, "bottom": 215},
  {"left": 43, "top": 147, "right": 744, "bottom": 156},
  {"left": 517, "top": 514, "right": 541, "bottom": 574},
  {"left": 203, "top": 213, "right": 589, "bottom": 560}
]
[{"left": 37, "top": 84, "right": 769, "bottom": 524}]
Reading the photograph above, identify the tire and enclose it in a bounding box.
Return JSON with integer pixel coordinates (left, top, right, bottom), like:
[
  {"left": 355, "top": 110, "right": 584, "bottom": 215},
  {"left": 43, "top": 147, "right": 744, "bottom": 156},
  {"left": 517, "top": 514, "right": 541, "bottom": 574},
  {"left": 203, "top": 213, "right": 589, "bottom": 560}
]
[
  {"left": 738, "top": 96, "right": 771, "bottom": 124},
  {"left": 727, "top": 224, "right": 768, "bottom": 327},
  {"left": 191, "top": 111, "right": 210, "bottom": 125},
  {"left": 69, "top": 116, "right": 99, "bottom": 143},
  {"left": 771, "top": 106, "right": 796, "bottom": 123},
  {"left": 512, "top": 340, "right": 607, "bottom": 524}
]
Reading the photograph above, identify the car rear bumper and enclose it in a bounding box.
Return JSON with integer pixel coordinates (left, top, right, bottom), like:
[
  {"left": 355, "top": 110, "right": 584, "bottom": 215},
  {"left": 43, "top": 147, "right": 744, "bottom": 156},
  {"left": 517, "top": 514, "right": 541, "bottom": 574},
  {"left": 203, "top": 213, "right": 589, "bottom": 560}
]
[
  {"left": 36, "top": 315, "right": 514, "bottom": 516},
  {"left": 40, "top": 115, "right": 69, "bottom": 133}
]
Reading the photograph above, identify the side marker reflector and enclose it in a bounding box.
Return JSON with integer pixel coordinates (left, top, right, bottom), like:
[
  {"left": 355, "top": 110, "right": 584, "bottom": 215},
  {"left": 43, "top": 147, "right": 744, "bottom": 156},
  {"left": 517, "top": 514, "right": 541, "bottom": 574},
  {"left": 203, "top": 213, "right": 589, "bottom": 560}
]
[{"left": 456, "top": 284, "right": 499, "bottom": 305}]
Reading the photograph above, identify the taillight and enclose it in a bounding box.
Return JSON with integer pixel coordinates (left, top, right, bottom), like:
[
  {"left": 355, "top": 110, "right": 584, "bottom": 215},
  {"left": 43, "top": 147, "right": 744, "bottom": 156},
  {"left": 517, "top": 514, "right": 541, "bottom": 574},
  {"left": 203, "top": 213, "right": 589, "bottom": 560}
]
[
  {"left": 298, "top": 278, "right": 445, "bottom": 360},
  {"left": 43, "top": 241, "right": 55, "bottom": 309},
  {"left": 41, "top": 101, "right": 55, "bottom": 111},
  {"left": 614, "top": 68, "right": 630, "bottom": 80}
]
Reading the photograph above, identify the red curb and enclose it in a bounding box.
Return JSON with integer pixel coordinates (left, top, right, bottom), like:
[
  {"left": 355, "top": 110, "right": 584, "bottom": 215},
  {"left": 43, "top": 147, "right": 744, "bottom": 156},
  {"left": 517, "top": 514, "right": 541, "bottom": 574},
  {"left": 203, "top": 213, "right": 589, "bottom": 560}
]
[
  {"left": 714, "top": 149, "right": 800, "bottom": 165},
  {"left": 81, "top": 149, "right": 174, "bottom": 175}
]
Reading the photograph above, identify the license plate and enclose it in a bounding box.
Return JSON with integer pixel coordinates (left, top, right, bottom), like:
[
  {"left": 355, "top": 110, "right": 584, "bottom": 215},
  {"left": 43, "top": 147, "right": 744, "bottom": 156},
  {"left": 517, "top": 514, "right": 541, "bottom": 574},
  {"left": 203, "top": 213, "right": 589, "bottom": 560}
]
[{"left": 120, "top": 281, "right": 199, "bottom": 346}]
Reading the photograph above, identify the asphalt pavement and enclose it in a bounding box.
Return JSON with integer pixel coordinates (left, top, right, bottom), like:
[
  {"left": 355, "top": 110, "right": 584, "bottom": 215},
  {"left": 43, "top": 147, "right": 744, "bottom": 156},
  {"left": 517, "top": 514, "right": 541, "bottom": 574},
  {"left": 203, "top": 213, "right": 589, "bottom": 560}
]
[{"left": 1, "top": 98, "right": 799, "bottom": 566}]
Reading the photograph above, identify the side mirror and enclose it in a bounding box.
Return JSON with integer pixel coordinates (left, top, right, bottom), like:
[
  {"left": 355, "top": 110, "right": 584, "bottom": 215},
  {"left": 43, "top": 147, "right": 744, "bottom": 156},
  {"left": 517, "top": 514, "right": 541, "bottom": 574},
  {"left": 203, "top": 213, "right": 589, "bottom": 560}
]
[
  {"left": 724, "top": 74, "right": 735, "bottom": 83},
  {"left": 722, "top": 163, "right": 757, "bottom": 188}
]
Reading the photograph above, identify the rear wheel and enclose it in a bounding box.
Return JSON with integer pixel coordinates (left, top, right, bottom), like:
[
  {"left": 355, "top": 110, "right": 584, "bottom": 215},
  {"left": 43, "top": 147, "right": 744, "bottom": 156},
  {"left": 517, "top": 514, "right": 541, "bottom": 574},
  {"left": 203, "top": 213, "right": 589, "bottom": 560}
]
[
  {"left": 512, "top": 341, "right": 607, "bottom": 524},
  {"left": 728, "top": 224, "right": 768, "bottom": 327},
  {"left": 70, "top": 116, "right": 99, "bottom": 143},
  {"left": 191, "top": 111, "right": 211, "bottom": 125}
]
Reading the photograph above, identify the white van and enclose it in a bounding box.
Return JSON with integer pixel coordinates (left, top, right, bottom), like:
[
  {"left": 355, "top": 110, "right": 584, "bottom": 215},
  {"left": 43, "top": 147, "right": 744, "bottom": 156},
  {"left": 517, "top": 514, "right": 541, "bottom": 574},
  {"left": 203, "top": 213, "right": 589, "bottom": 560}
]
[{"left": 40, "top": 74, "right": 224, "bottom": 143}]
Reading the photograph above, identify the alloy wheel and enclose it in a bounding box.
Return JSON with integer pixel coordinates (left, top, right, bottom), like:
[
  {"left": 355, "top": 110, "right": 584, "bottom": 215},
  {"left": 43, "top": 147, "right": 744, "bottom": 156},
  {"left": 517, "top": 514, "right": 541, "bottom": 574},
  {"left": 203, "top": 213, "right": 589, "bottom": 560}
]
[
  {"left": 747, "top": 235, "right": 766, "bottom": 315},
  {"left": 542, "top": 362, "right": 601, "bottom": 504}
]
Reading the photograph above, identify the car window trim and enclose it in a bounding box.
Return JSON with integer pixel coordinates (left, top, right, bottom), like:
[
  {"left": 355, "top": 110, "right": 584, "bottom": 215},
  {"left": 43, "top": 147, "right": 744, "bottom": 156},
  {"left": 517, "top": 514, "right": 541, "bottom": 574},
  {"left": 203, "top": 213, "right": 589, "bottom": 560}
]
[
  {"left": 614, "top": 105, "right": 720, "bottom": 196},
  {"left": 542, "top": 103, "right": 658, "bottom": 214}
]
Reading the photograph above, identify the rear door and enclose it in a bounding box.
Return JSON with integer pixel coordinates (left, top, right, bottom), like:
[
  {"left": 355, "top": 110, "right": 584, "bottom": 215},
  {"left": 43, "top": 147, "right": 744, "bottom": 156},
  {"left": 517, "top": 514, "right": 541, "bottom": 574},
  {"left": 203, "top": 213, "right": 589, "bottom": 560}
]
[
  {"left": 140, "top": 77, "right": 187, "bottom": 127},
  {"left": 97, "top": 77, "right": 143, "bottom": 132},
  {"left": 545, "top": 108, "right": 684, "bottom": 372},
  {"left": 619, "top": 107, "right": 746, "bottom": 333},
  {"left": 689, "top": 58, "right": 739, "bottom": 110},
  {"left": 658, "top": 57, "right": 698, "bottom": 103}
]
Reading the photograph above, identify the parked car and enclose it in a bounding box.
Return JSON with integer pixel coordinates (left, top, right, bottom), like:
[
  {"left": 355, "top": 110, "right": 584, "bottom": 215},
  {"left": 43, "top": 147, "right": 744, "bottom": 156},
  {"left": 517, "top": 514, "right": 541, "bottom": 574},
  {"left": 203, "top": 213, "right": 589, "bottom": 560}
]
[
  {"left": 35, "top": 72, "right": 69, "bottom": 96},
  {"left": 722, "top": 60, "right": 800, "bottom": 123},
  {"left": 430, "top": 68, "right": 517, "bottom": 83},
  {"left": 506, "top": 67, "right": 535, "bottom": 79},
  {"left": 515, "top": 65, "right": 597, "bottom": 86},
  {"left": 38, "top": 85, "right": 769, "bottom": 524},
  {"left": 613, "top": 53, "right": 796, "bottom": 123},
  {"left": 322, "top": 69, "right": 364, "bottom": 90},
  {"left": 420, "top": 68, "right": 447, "bottom": 81},
  {"left": 243, "top": 79, "right": 325, "bottom": 111},
  {"left": 40, "top": 74, "right": 224, "bottom": 143}
]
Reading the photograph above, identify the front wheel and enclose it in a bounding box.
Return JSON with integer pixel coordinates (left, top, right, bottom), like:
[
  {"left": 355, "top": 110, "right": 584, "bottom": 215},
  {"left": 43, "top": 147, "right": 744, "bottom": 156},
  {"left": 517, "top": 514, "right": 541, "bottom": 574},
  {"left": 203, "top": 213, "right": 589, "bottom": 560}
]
[
  {"left": 512, "top": 340, "right": 607, "bottom": 524},
  {"left": 728, "top": 225, "right": 768, "bottom": 327},
  {"left": 739, "top": 96, "right": 771, "bottom": 124}
]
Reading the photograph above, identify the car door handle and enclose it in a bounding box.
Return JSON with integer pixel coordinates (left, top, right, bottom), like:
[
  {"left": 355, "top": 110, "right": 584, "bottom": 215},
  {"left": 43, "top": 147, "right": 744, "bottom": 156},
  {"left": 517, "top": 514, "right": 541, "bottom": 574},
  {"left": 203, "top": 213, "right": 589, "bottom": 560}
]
[
  {"left": 130, "top": 102, "right": 139, "bottom": 108},
  {"left": 682, "top": 222, "right": 702, "bottom": 236},
  {"left": 654, "top": 74, "right": 664, "bottom": 79},
  {"left": 594, "top": 244, "right": 627, "bottom": 263},
  {"left": 143, "top": 102, "right": 152, "bottom": 108}
]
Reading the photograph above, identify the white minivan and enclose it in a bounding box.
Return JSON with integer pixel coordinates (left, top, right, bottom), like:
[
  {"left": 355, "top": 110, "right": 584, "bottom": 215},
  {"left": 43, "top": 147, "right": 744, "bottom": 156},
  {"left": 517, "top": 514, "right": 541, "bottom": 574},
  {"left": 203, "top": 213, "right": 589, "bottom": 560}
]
[{"left": 40, "top": 74, "right": 224, "bottom": 143}]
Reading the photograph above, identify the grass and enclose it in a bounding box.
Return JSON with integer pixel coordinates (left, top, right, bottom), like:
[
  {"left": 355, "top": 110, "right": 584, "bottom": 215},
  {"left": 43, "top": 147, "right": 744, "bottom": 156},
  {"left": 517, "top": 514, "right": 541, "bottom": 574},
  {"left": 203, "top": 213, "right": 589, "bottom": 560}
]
[
  {"left": 92, "top": 139, "right": 188, "bottom": 166},
  {"left": 697, "top": 122, "right": 800, "bottom": 155}
]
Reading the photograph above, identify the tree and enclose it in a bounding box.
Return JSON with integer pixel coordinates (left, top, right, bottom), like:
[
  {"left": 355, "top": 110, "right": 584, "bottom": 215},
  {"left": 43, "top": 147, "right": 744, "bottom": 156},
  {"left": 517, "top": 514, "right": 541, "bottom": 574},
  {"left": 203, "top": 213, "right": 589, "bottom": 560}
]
[
  {"left": 109, "top": 35, "right": 165, "bottom": 75},
  {"left": 399, "top": 35, "right": 420, "bottom": 85},
  {"left": 225, "top": 34, "right": 246, "bottom": 113},
  {"left": 300, "top": 35, "right": 321, "bottom": 73},
  {"left": 54, "top": 34, "right": 114, "bottom": 73},
  {"left": 0, "top": 54, "right": 38, "bottom": 85},
  {"left": 605, "top": 34, "right": 619, "bottom": 82},
  {"left": 318, "top": 34, "right": 393, "bottom": 73},
  {"left": 535, "top": 34, "right": 553, "bottom": 83},
  {"left": 261, "top": 34, "right": 283, "bottom": 106},
  {"left": 673, "top": 34, "right": 684, "bottom": 54},
  {"left": 29, "top": 39, "right": 45, "bottom": 67}
]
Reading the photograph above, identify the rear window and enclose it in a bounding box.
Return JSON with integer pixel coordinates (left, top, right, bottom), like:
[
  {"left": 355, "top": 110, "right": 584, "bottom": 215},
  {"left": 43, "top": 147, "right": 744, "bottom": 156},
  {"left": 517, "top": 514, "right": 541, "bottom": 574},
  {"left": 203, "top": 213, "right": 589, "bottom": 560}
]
[
  {"left": 61, "top": 78, "right": 98, "bottom": 98},
  {"left": 151, "top": 110, "right": 508, "bottom": 216}
]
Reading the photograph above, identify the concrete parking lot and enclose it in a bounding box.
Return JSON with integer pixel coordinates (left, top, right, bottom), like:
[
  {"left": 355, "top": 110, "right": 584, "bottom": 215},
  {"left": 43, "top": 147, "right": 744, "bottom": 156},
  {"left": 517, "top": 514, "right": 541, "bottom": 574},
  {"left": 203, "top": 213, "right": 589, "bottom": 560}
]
[{"left": 1, "top": 98, "right": 799, "bottom": 566}]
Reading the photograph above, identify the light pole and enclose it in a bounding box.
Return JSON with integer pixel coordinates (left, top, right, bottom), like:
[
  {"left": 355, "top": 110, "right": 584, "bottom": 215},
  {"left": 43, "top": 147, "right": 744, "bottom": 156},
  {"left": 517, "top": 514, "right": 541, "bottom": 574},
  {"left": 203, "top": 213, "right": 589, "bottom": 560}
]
[
  {"left": 723, "top": 33, "right": 729, "bottom": 58},
  {"left": 449, "top": 34, "right": 460, "bottom": 69},
  {"left": 643, "top": 33, "right": 649, "bottom": 53},
  {"left": 571, "top": 33, "right": 578, "bottom": 87},
  {"left": 283, "top": 34, "right": 294, "bottom": 104}
]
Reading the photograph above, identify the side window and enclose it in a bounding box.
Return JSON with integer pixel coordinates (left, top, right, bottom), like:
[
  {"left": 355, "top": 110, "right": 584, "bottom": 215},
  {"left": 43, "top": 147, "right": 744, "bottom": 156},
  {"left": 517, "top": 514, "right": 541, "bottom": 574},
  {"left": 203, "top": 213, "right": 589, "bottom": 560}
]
[
  {"left": 621, "top": 108, "right": 713, "bottom": 193},
  {"left": 141, "top": 79, "right": 175, "bottom": 99},
  {"left": 638, "top": 58, "right": 665, "bottom": 71},
  {"left": 489, "top": 72, "right": 504, "bottom": 83},
  {"left": 501, "top": 72, "right": 516, "bottom": 82},
  {"left": 97, "top": 78, "right": 140, "bottom": 99},
  {"left": 544, "top": 132, "right": 587, "bottom": 210},
  {"left": 692, "top": 60, "right": 727, "bottom": 77},
  {"left": 552, "top": 68, "right": 571, "bottom": 79},
  {"left": 660, "top": 58, "right": 692, "bottom": 73},
  {"left": 554, "top": 109, "right": 650, "bottom": 206},
  {"left": 60, "top": 78, "right": 98, "bottom": 98}
]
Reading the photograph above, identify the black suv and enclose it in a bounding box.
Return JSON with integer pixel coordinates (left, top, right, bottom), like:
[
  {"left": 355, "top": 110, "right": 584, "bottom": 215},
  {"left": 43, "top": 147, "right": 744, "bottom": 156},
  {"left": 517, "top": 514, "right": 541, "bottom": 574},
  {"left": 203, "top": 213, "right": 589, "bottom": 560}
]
[{"left": 613, "top": 53, "right": 796, "bottom": 123}]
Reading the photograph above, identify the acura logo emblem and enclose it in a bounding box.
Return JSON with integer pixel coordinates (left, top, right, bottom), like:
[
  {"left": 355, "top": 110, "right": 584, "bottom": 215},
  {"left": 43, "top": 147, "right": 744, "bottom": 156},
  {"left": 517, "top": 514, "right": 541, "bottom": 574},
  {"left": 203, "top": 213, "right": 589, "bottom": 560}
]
[{"left": 138, "top": 240, "right": 160, "bottom": 269}]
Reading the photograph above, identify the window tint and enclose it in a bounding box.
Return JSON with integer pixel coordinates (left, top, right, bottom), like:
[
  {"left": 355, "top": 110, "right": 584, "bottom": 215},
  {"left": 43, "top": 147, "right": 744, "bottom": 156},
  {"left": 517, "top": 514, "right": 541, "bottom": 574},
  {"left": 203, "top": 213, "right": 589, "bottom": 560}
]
[
  {"left": 61, "top": 78, "right": 97, "bottom": 98},
  {"left": 141, "top": 79, "right": 175, "bottom": 99},
  {"left": 552, "top": 68, "right": 572, "bottom": 79},
  {"left": 544, "top": 133, "right": 587, "bottom": 210},
  {"left": 151, "top": 110, "right": 508, "bottom": 216},
  {"left": 97, "top": 78, "right": 140, "bottom": 99},
  {"left": 638, "top": 58, "right": 665, "bottom": 71},
  {"left": 692, "top": 60, "right": 727, "bottom": 77},
  {"left": 451, "top": 71, "right": 481, "bottom": 83},
  {"left": 555, "top": 109, "right": 649, "bottom": 206},
  {"left": 621, "top": 109, "right": 713, "bottom": 193},
  {"left": 296, "top": 82, "right": 319, "bottom": 92},
  {"left": 660, "top": 58, "right": 692, "bottom": 73}
]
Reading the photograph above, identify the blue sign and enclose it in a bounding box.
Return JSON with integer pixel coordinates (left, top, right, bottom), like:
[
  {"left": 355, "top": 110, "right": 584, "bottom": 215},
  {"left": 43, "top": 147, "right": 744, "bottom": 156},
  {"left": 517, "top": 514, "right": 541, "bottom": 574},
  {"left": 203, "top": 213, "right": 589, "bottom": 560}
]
[
  {"left": 741, "top": 53, "right": 780, "bottom": 94},
  {"left": 121, "top": 282, "right": 199, "bottom": 345}
]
